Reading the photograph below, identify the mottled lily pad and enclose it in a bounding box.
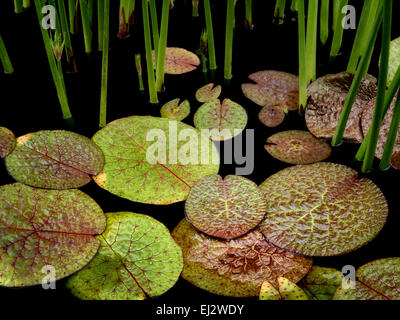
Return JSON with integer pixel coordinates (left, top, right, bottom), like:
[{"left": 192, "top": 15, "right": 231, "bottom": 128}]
[
  {"left": 391, "top": 151, "right": 400, "bottom": 170},
  {"left": 0, "top": 183, "right": 106, "bottom": 287},
  {"left": 305, "top": 72, "right": 377, "bottom": 143},
  {"left": 185, "top": 175, "right": 267, "bottom": 239},
  {"left": 258, "top": 105, "right": 285, "bottom": 127},
  {"left": 195, "top": 83, "right": 222, "bottom": 103},
  {"left": 388, "top": 37, "right": 400, "bottom": 86},
  {"left": 160, "top": 98, "right": 190, "bottom": 121},
  {"left": 241, "top": 70, "right": 299, "bottom": 110},
  {"left": 152, "top": 47, "right": 200, "bottom": 75},
  {"left": 260, "top": 277, "right": 308, "bottom": 300},
  {"left": 92, "top": 116, "right": 219, "bottom": 205},
  {"left": 193, "top": 99, "right": 248, "bottom": 141},
  {"left": 172, "top": 219, "right": 312, "bottom": 297},
  {"left": 67, "top": 212, "right": 183, "bottom": 300},
  {"left": 5, "top": 130, "right": 105, "bottom": 189},
  {"left": 264, "top": 130, "right": 332, "bottom": 164},
  {"left": 259, "top": 162, "right": 387, "bottom": 256},
  {"left": 300, "top": 266, "right": 343, "bottom": 300},
  {"left": 0, "top": 127, "right": 16, "bottom": 158},
  {"left": 333, "top": 258, "right": 400, "bottom": 300}
]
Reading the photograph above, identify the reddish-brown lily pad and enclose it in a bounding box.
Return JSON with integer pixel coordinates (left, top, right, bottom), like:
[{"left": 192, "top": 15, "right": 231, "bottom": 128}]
[
  {"left": 195, "top": 83, "right": 222, "bottom": 103},
  {"left": 185, "top": 175, "right": 267, "bottom": 239},
  {"left": 300, "top": 266, "right": 343, "bottom": 300},
  {"left": 193, "top": 99, "right": 248, "bottom": 141},
  {"left": 5, "top": 130, "right": 105, "bottom": 189},
  {"left": 260, "top": 277, "right": 309, "bottom": 300},
  {"left": 172, "top": 219, "right": 312, "bottom": 297},
  {"left": 305, "top": 72, "right": 377, "bottom": 143},
  {"left": 0, "top": 127, "right": 16, "bottom": 158},
  {"left": 0, "top": 183, "right": 106, "bottom": 287},
  {"left": 152, "top": 47, "right": 200, "bottom": 75},
  {"left": 333, "top": 258, "right": 400, "bottom": 300},
  {"left": 160, "top": 98, "right": 190, "bottom": 121},
  {"left": 391, "top": 151, "right": 400, "bottom": 170},
  {"left": 259, "top": 162, "right": 388, "bottom": 256},
  {"left": 264, "top": 130, "right": 332, "bottom": 164},
  {"left": 241, "top": 70, "right": 299, "bottom": 110},
  {"left": 258, "top": 105, "right": 285, "bottom": 127}
]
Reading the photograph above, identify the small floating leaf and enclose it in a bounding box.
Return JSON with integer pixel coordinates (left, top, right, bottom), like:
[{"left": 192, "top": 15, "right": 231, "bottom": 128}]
[
  {"left": 172, "top": 219, "right": 312, "bottom": 297},
  {"left": 193, "top": 99, "right": 248, "bottom": 141},
  {"left": 391, "top": 151, "right": 400, "bottom": 170},
  {"left": 305, "top": 72, "right": 377, "bottom": 143},
  {"left": 67, "top": 212, "right": 183, "bottom": 300},
  {"left": 0, "top": 127, "right": 16, "bottom": 158},
  {"left": 258, "top": 105, "right": 285, "bottom": 127},
  {"left": 152, "top": 47, "right": 200, "bottom": 75},
  {"left": 259, "top": 280, "right": 281, "bottom": 300},
  {"left": 5, "top": 130, "right": 105, "bottom": 189},
  {"left": 259, "top": 162, "right": 388, "bottom": 256},
  {"left": 185, "top": 175, "right": 267, "bottom": 239},
  {"left": 160, "top": 98, "right": 190, "bottom": 121},
  {"left": 0, "top": 183, "right": 106, "bottom": 287},
  {"left": 333, "top": 258, "right": 400, "bottom": 300},
  {"left": 260, "top": 277, "right": 309, "bottom": 300},
  {"left": 300, "top": 266, "right": 343, "bottom": 300},
  {"left": 388, "top": 37, "right": 400, "bottom": 86},
  {"left": 264, "top": 130, "right": 332, "bottom": 164},
  {"left": 241, "top": 70, "right": 299, "bottom": 110},
  {"left": 92, "top": 116, "right": 219, "bottom": 205},
  {"left": 195, "top": 83, "right": 222, "bottom": 103}
]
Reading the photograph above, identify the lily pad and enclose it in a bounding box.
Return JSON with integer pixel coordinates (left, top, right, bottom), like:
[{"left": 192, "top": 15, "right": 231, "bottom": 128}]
[
  {"left": 0, "top": 183, "right": 106, "bottom": 287},
  {"left": 92, "top": 116, "right": 219, "bottom": 205},
  {"left": 195, "top": 83, "right": 222, "bottom": 103},
  {"left": 160, "top": 98, "right": 190, "bottom": 121},
  {"left": 391, "top": 151, "right": 400, "bottom": 170},
  {"left": 241, "top": 70, "right": 299, "bottom": 110},
  {"left": 299, "top": 266, "right": 343, "bottom": 300},
  {"left": 172, "top": 219, "right": 312, "bottom": 297},
  {"left": 388, "top": 37, "right": 400, "bottom": 86},
  {"left": 264, "top": 130, "right": 332, "bottom": 164},
  {"left": 185, "top": 175, "right": 267, "bottom": 239},
  {"left": 152, "top": 47, "right": 200, "bottom": 75},
  {"left": 258, "top": 105, "right": 285, "bottom": 127},
  {"left": 259, "top": 162, "right": 388, "bottom": 256},
  {"left": 5, "top": 130, "right": 105, "bottom": 189},
  {"left": 333, "top": 258, "right": 400, "bottom": 300},
  {"left": 67, "top": 212, "right": 183, "bottom": 300},
  {"left": 260, "top": 277, "right": 308, "bottom": 300},
  {"left": 305, "top": 72, "right": 377, "bottom": 143},
  {"left": 193, "top": 99, "right": 248, "bottom": 141},
  {"left": 0, "top": 127, "right": 16, "bottom": 158}
]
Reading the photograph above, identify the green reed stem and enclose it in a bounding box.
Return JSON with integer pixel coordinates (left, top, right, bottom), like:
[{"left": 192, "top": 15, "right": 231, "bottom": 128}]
[
  {"left": 135, "top": 53, "right": 145, "bottom": 92},
  {"left": 149, "top": 0, "right": 160, "bottom": 62},
  {"left": 306, "top": 0, "right": 318, "bottom": 84},
  {"left": 14, "top": 0, "right": 23, "bottom": 13},
  {"left": 68, "top": 0, "right": 77, "bottom": 34},
  {"left": 224, "top": 0, "right": 235, "bottom": 80},
  {"left": 98, "top": 0, "right": 104, "bottom": 50},
  {"left": 362, "top": 0, "right": 392, "bottom": 173},
  {"left": 57, "top": 0, "right": 74, "bottom": 63},
  {"left": 155, "top": 0, "right": 170, "bottom": 92},
  {"left": 0, "top": 34, "right": 14, "bottom": 74},
  {"left": 192, "top": 0, "right": 199, "bottom": 18},
  {"left": 329, "top": 0, "right": 348, "bottom": 61},
  {"left": 274, "top": 0, "right": 286, "bottom": 24},
  {"left": 142, "top": 0, "right": 158, "bottom": 103},
  {"left": 320, "top": 0, "right": 329, "bottom": 45},
  {"left": 79, "top": 0, "right": 93, "bottom": 53},
  {"left": 99, "top": 0, "right": 110, "bottom": 128},
  {"left": 291, "top": 0, "right": 298, "bottom": 11},
  {"left": 23, "top": 0, "right": 31, "bottom": 8},
  {"left": 245, "top": 0, "right": 253, "bottom": 29},
  {"left": 204, "top": 0, "right": 217, "bottom": 70},
  {"left": 297, "top": 0, "right": 307, "bottom": 111},
  {"left": 118, "top": 0, "right": 136, "bottom": 38}
]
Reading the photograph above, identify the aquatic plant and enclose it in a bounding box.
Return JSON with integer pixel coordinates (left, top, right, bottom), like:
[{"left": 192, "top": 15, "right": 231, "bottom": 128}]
[
  {"left": 195, "top": 83, "right": 221, "bottom": 102},
  {"left": 160, "top": 98, "right": 190, "bottom": 120},
  {"left": 152, "top": 47, "right": 200, "bottom": 74},
  {"left": 135, "top": 53, "right": 145, "bottom": 92},
  {"left": 224, "top": 0, "right": 235, "bottom": 81},
  {"left": 273, "top": 0, "right": 286, "bottom": 25},
  {"left": 300, "top": 266, "right": 343, "bottom": 300},
  {"left": 0, "top": 127, "right": 16, "bottom": 158},
  {"left": 0, "top": 33, "right": 14, "bottom": 74},
  {"left": 244, "top": 0, "right": 253, "bottom": 30},
  {"left": 118, "top": 0, "right": 135, "bottom": 39},
  {"left": 258, "top": 105, "right": 285, "bottom": 128},
  {"left": 155, "top": 0, "right": 171, "bottom": 92},
  {"left": 260, "top": 277, "right": 308, "bottom": 300},
  {"left": 79, "top": 0, "right": 93, "bottom": 54},
  {"left": 203, "top": 0, "right": 217, "bottom": 71}
]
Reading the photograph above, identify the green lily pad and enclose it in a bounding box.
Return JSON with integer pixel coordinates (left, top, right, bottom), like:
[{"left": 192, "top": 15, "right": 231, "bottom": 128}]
[
  {"left": 92, "top": 116, "right": 219, "bottom": 205},
  {"left": 160, "top": 98, "right": 190, "bottom": 121},
  {"left": 193, "top": 99, "right": 248, "bottom": 141},
  {"left": 0, "top": 183, "right": 106, "bottom": 287},
  {"left": 0, "top": 127, "right": 16, "bottom": 158},
  {"left": 333, "top": 258, "right": 400, "bottom": 300},
  {"left": 241, "top": 70, "right": 299, "bottom": 110},
  {"left": 259, "top": 162, "right": 388, "bottom": 256},
  {"left": 264, "top": 130, "right": 332, "bottom": 164},
  {"left": 258, "top": 105, "right": 285, "bottom": 127},
  {"left": 260, "top": 277, "right": 308, "bottom": 300},
  {"left": 300, "top": 266, "right": 343, "bottom": 300},
  {"left": 388, "top": 37, "right": 400, "bottom": 86},
  {"left": 67, "top": 212, "right": 183, "bottom": 300},
  {"left": 172, "top": 219, "right": 312, "bottom": 297},
  {"left": 5, "top": 130, "right": 105, "bottom": 189},
  {"left": 195, "top": 83, "right": 222, "bottom": 103},
  {"left": 152, "top": 47, "right": 200, "bottom": 75},
  {"left": 185, "top": 175, "right": 267, "bottom": 239}
]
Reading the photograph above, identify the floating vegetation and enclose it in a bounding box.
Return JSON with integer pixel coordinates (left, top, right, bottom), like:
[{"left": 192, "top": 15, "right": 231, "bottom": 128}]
[
  {"left": 5, "top": 130, "right": 104, "bottom": 189},
  {"left": 258, "top": 105, "right": 285, "bottom": 128},
  {"left": 193, "top": 98, "right": 247, "bottom": 141},
  {"left": 259, "top": 162, "right": 388, "bottom": 256},
  {"left": 160, "top": 98, "right": 190, "bottom": 121},
  {"left": 264, "top": 130, "right": 331, "bottom": 165},
  {"left": 195, "top": 83, "right": 222, "bottom": 103},
  {"left": 0, "top": 33, "right": 14, "bottom": 74},
  {"left": 67, "top": 212, "right": 183, "bottom": 300},
  {"left": 333, "top": 258, "right": 400, "bottom": 300},
  {"left": 185, "top": 175, "right": 267, "bottom": 239},
  {"left": 260, "top": 277, "right": 308, "bottom": 300},
  {"left": 152, "top": 47, "right": 200, "bottom": 75},
  {"left": 0, "top": 183, "right": 106, "bottom": 287},
  {"left": 172, "top": 219, "right": 312, "bottom": 297},
  {"left": 0, "top": 127, "right": 16, "bottom": 158}
]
